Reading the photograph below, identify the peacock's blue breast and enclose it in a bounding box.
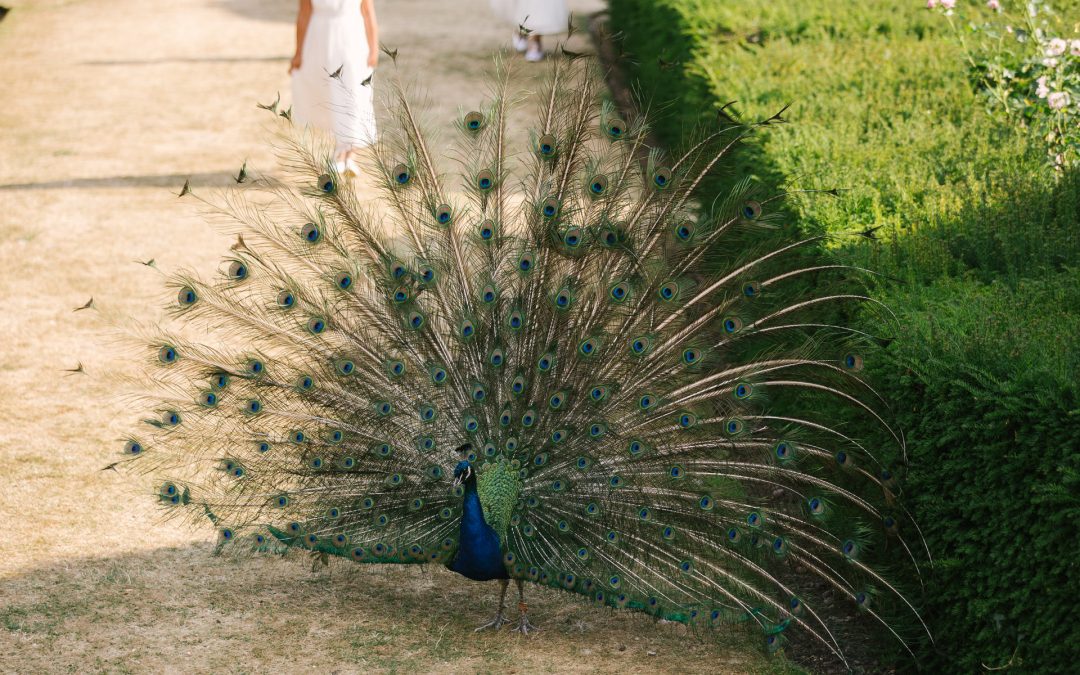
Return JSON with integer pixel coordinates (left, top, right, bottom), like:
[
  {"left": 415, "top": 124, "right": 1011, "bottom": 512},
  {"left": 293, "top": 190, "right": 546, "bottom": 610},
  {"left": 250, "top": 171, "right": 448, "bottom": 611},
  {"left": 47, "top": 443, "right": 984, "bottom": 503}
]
[{"left": 449, "top": 486, "right": 509, "bottom": 581}]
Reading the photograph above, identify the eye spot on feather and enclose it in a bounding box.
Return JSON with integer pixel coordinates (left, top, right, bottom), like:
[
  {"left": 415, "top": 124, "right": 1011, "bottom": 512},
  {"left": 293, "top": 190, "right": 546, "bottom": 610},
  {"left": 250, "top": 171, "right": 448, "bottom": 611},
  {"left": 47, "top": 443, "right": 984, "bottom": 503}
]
[
  {"left": 698, "top": 495, "right": 713, "bottom": 510},
  {"left": 227, "top": 260, "right": 248, "bottom": 281},
  {"left": 335, "top": 359, "right": 355, "bottom": 376},
  {"left": 479, "top": 220, "right": 496, "bottom": 242},
  {"left": 434, "top": 204, "right": 453, "bottom": 225},
  {"left": 638, "top": 394, "right": 656, "bottom": 410},
  {"left": 391, "top": 163, "right": 411, "bottom": 185},
  {"left": 742, "top": 200, "right": 762, "bottom": 220},
  {"left": 463, "top": 416, "right": 479, "bottom": 433},
  {"left": 318, "top": 174, "right": 335, "bottom": 193},
  {"left": 199, "top": 391, "right": 218, "bottom": 407},
  {"left": 734, "top": 382, "right": 752, "bottom": 399},
  {"left": 301, "top": 222, "right": 321, "bottom": 243},
  {"left": 808, "top": 497, "right": 825, "bottom": 516},
  {"left": 124, "top": 440, "right": 143, "bottom": 455},
  {"left": 518, "top": 251, "right": 535, "bottom": 272},
  {"left": 550, "top": 429, "right": 565, "bottom": 444},
  {"left": 476, "top": 170, "right": 495, "bottom": 191},
  {"left": 587, "top": 174, "right": 608, "bottom": 196},
  {"left": 177, "top": 287, "right": 198, "bottom": 307},
  {"left": 578, "top": 338, "right": 598, "bottom": 356},
  {"left": 609, "top": 475, "right": 624, "bottom": 488},
  {"left": 539, "top": 198, "right": 559, "bottom": 218},
  {"left": 775, "top": 441, "right": 793, "bottom": 461},
  {"left": 158, "top": 345, "right": 178, "bottom": 364},
  {"left": 554, "top": 288, "right": 571, "bottom": 309},
  {"left": 604, "top": 118, "right": 626, "bottom": 139},
  {"left": 464, "top": 111, "right": 485, "bottom": 131},
  {"left": 537, "top": 134, "right": 557, "bottom": 157},
  {"left": 723, "top": 317, "right": 743, "bottom": 333},
  {"left": 658, "top": 281, "right": 679, "bottom": 301},
  {"left": 743, "top": 281, "right": 761, "bottom": 298},
  {"left": 276, "top": 290, "right": 295, "bottom": 308},
  {"left": 842, "top": 353, "right": 864, "bottom": 372},
  {"left": 562, "top": 227, "right": 583, "bottom": 248},
  {"left": 674, "top": 220, "right": 694, "bottom": 242},
  {"left": 306, "top": 317, "right": 326, "bottom": 335},
  {"left": 507, "top": 310, "right": 523, "bottom": 330},
  {"left": 538, "top": 354, "right": 553, "bottom": 372},
  {"left": 652, "top": 167, "right": 672, "bottom": 189},
  {"left": 609, "top": 281, "right": 629, "bottom": 302}
]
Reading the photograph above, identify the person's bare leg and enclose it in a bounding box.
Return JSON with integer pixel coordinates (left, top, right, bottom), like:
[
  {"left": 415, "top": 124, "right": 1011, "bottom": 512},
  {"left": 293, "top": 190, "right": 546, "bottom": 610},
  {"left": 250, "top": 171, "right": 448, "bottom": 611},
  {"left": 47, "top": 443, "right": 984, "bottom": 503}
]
[{"left": 525, "top": 36, "right": 543, "bottom": 62}]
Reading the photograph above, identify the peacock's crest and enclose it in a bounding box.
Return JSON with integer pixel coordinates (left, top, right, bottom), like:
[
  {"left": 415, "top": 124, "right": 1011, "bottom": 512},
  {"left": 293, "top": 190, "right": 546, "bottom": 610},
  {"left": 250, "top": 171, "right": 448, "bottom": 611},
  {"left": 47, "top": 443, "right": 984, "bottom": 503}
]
[{"left": 111, "top": 55, "right": 929, "bottom": 667}]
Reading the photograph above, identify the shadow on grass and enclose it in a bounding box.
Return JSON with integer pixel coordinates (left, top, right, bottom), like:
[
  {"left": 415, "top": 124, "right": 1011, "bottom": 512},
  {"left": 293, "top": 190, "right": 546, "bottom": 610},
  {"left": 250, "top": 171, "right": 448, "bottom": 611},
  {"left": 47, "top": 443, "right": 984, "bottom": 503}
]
[
  {"left": 82, "top": 56, "right": 289, "bottom": 66},
  {"left": 0, "top": 172, "right": 240, "bottom": 192},
  {"left": 0, "top": 543, "right": 796, "bottom": 673},
  {"left": 215, "top": 0, "right": 295, "bottom": 24}
]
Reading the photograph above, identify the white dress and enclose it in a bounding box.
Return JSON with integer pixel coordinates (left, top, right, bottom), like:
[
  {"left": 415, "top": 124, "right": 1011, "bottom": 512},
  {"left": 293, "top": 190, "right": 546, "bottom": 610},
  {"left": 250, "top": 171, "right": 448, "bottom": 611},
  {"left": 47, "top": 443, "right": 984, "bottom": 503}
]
[
  {"left": 291, "top": 0, "right": 377, "bottom": 155},
  {"left": 490, "top": 0, "right": 568, "bottom": 35}
]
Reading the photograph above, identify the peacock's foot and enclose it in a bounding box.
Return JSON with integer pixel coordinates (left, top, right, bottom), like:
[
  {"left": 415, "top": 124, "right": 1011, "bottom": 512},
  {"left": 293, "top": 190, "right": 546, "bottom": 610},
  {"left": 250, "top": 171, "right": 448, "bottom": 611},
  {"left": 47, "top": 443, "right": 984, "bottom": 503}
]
[
  {"left": 474, "top": 613, "right": 509, "bottom": 632},
  {"left": 512, "top": 602, "right": 538, "bottom": 634},
  {"left": 512, "top": 613, "right": 538, "bottom": 634}
]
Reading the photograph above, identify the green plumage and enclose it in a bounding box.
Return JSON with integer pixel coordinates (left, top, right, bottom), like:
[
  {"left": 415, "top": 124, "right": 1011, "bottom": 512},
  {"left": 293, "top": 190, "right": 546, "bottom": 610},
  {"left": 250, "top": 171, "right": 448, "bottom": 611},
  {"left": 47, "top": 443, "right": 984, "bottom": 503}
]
[{"left": 115, "top": 56, "right": 929, "bottom": 667}]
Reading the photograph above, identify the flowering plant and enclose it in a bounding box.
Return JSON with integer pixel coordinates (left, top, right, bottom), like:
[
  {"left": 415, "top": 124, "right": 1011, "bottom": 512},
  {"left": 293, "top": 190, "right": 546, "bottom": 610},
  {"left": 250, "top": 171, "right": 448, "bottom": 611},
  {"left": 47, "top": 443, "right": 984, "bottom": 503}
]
[{"left": 928, "top": 0, "right": 1079, "bottom": 170}]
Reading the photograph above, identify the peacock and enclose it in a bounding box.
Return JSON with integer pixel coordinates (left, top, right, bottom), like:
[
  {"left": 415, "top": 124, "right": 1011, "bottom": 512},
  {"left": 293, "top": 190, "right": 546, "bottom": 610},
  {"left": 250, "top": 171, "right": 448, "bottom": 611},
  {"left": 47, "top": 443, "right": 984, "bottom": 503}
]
[{"left": 109, "top": 54, "right": 930, "bottom": 667}]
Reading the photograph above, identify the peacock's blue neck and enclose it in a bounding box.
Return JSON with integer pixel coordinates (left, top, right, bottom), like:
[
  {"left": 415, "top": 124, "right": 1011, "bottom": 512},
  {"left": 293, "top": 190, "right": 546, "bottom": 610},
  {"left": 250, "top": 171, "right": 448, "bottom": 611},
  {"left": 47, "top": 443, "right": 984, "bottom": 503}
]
[{"left": 448, "top": 475, "right": 508, "bottom": 581}]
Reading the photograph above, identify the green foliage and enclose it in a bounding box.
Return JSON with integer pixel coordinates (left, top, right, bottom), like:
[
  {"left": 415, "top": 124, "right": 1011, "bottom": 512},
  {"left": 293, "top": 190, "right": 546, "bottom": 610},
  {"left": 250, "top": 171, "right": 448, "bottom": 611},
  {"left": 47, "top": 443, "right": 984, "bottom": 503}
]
[
  {"left": 928, "top": 0, "right": 1080, "bottom": 170},
  {"left": 609, "top": 0, "right": 1080, "bottom": 281},
  {"left": 868, "top": 274, "right": 1080, "bottom": 673},
  {"left": 610, "top": 0, "right": 1080, "bottom": 671}
]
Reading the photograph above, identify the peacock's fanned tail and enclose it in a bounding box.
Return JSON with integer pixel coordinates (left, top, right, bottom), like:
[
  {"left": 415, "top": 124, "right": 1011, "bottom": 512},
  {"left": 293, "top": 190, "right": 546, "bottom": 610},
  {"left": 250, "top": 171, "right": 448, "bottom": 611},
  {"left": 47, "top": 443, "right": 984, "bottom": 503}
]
[{"left": 116, "top": 56, "right": 928, "bottom": 666}]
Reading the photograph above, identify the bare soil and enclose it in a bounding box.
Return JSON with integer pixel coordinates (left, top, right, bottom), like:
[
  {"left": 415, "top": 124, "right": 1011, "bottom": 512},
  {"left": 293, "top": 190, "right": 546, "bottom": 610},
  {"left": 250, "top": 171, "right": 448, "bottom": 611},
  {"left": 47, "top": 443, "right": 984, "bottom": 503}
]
[{"left": 0, "top": 1, "right": 798, "bottom": 672}]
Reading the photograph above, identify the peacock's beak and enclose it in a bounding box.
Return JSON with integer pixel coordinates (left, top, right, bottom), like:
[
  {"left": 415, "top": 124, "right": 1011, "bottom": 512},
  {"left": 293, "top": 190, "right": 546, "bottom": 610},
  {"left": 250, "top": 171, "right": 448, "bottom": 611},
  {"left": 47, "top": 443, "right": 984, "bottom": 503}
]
[{"left": 452, "top": 466, "right": 471, "bottom": 488}]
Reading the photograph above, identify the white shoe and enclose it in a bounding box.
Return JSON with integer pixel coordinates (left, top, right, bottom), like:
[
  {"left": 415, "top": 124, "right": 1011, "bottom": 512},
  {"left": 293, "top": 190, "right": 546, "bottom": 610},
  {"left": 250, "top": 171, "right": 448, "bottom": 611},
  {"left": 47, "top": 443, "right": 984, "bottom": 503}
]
[
  {"left": 511, "top": 32, "right": 527, "bottom": 53},
  {"left": 525, "top": 46, "right": 544, "bottom": 62}
]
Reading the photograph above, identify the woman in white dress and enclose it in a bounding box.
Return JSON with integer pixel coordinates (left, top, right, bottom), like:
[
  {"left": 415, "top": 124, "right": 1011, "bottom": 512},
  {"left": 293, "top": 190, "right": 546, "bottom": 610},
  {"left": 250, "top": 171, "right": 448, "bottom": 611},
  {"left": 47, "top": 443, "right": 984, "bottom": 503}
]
[
  {"left": 290, "top": 0, "right": 379, "bottom": 176},
  {"left": 490, "top": 0, "right": 569, "bottom": 62}
]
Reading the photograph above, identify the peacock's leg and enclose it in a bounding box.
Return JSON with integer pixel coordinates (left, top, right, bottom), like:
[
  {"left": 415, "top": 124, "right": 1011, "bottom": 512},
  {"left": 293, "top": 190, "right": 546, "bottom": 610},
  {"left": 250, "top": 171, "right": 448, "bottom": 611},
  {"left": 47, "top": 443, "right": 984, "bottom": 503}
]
[
  {"left": 474, "top": 578, "right": 510, "bottom": 631},
  {"left": 511, "top": 579, "right": 538, "bottom": 634}
]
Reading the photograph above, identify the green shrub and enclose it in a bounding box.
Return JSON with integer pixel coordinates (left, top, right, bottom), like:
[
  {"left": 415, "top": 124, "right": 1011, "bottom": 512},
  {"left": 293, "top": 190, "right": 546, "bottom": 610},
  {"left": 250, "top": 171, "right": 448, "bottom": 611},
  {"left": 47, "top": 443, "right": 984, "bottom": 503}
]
[
  {"left": 609, "top": 1, "right": 1080, "bottom": 672},
  {"left": 869, "top": 273, "right": 1080, "bottom": 673}
]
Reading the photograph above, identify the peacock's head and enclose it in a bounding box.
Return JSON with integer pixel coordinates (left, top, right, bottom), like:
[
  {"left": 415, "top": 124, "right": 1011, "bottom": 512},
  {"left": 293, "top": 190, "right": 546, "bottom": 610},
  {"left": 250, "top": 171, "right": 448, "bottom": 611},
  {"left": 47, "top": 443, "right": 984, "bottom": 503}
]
[{"left": 452, "top": 443, "right": 474, "bottom": 487}]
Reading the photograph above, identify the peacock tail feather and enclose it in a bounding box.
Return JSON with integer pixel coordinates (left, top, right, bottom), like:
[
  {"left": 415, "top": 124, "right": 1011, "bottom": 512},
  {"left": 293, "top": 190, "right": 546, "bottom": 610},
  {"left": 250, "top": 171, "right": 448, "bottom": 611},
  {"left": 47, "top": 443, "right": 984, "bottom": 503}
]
[{"left": 113, "top": 55, "right": 929, "bottom": 666}]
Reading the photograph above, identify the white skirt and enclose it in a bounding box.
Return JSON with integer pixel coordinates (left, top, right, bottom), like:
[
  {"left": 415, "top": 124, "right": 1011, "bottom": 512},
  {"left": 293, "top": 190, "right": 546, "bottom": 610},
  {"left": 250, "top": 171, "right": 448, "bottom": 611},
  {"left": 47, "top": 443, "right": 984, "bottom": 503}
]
[
  {"left": 290, "top": 0, "right": 377, "bottom": 155},
  {"left": 490, "top": 0, "right": 569, "bottom": 35}
]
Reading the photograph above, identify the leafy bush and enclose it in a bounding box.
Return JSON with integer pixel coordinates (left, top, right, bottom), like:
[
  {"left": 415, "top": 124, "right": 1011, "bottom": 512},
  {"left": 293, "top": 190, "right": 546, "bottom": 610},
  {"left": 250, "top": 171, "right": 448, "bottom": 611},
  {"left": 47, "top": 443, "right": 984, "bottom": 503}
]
[
  {"left": 868, "top": 273, "right": 1080, "bottom": 672},
  {"left": 609, "top": 0, "right": 1080, "bottom": 671},
  {"left": 929, "top": 0, "right": 1080, "bottom": 170}
]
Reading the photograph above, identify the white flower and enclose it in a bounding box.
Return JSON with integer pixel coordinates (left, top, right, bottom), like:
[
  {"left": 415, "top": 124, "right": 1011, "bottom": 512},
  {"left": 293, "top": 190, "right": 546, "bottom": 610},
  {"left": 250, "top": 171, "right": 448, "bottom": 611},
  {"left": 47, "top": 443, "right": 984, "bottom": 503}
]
[
  {"left": 1036, "top": 76, "right": 1049, "bottom": 98},
  {"left": 941, "top": 0, "right": 955, "bottom": 8},
  {"left": 1047, "top": 91, "right": 1071, "bottom": 110},
  {"left": 1071, "top": 40, "right": 1080, "bottom": 57},
  {"left": 987, "top": 0, "right": 1001, "bottom": 11},
  {"left": 1042, "top": 57, "right": 1059, "bottom": 68},
  {"left": 926, "top": 0, "right": 937, "bottom": 7},
  {"left": 1045, "top": 38, "right": 1067, "bottom": 56}
]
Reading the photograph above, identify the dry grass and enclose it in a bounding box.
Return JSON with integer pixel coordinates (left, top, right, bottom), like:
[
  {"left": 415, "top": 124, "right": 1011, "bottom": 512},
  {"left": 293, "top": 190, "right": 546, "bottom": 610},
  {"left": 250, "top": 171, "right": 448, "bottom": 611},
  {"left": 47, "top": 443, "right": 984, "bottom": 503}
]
[{"left": 0, "top": 0, "right": 799, "bottom": 672}]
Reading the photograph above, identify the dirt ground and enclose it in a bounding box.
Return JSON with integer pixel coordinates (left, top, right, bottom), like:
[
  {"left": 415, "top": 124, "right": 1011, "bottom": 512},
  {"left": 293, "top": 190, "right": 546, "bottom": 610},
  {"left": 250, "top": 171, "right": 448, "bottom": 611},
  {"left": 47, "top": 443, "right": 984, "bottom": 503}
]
[{"left": 0, "top": 1, "right": 795, "bottom": 672}]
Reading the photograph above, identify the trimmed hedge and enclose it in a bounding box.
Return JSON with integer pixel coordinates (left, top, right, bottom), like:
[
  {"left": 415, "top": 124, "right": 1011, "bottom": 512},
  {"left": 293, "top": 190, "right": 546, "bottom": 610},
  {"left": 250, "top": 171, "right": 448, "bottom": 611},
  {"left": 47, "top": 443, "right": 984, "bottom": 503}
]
[{"left": 609, "top": 0, "right": 1080, "bottom": 672}]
